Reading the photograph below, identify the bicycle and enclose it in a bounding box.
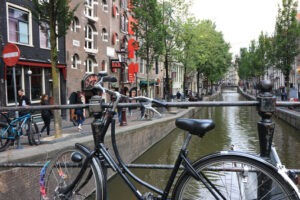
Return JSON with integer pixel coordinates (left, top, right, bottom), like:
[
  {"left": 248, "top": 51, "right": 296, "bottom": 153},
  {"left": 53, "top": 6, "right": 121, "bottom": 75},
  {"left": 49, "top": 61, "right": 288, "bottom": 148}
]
[
  {"left": 0, "top": 112, "right": 40, "bottom": 151},
  {"left": 136, "top": 98, "right": 163, "bottom": 120},
  {"left": 40, "top": 76, "right": 300, "bottom": 200}
]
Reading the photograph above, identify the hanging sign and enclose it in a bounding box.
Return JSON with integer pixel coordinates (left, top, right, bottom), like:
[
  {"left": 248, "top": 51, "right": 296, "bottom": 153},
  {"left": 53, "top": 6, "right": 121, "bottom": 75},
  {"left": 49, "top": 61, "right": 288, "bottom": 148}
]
[
  {"left": 110, "top": 59, "right": 121, "bottom": 68},
  {"left": 82, "top": 74, "right": 100, "bottom": 91}
]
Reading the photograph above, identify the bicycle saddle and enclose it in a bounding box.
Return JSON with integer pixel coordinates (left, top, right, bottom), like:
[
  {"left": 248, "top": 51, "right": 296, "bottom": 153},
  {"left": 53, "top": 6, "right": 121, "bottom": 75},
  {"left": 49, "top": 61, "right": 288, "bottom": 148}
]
[{"left": 175, "top": 118, "right": 215, "bottom": 137}]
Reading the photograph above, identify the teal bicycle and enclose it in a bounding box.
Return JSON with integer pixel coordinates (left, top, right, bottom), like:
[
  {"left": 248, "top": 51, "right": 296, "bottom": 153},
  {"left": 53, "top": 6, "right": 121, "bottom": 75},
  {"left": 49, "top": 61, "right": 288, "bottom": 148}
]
[{"left": 0, "top": 112, "right": 40, "bottom": 151}]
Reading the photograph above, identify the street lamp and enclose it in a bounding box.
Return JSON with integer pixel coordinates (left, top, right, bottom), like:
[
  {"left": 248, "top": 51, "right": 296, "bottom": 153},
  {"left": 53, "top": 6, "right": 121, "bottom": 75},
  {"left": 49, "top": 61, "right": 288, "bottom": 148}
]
[{"left": 116, "top": 49, "right": 129, "bottom": 126}]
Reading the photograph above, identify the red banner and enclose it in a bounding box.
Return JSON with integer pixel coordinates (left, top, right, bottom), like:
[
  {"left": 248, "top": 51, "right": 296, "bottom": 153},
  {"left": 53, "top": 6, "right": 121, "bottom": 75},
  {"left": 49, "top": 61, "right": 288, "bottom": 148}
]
[
  {"left": 128, "top": 63, "right": 135, "bottom": 83},
  {"left": 134, "top": 63, "right": 139, "bottom": 73}
]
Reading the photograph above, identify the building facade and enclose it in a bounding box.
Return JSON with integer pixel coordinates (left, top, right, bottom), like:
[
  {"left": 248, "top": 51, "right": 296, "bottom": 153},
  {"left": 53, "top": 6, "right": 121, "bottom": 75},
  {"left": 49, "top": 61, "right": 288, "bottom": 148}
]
[{"left": 0, "top": 0, "right": 67, "bottom": 108}]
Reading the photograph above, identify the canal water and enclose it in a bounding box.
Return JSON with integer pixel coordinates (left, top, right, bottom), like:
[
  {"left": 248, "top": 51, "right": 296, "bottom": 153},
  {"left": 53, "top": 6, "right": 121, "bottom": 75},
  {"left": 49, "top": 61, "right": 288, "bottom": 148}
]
[{"left": 107, "top": 88, "right": 300, "bottom": 199}]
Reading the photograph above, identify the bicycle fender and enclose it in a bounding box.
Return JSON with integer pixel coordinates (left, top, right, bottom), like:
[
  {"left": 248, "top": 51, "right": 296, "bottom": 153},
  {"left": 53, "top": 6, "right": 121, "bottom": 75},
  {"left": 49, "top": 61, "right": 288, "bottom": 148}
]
[{"left": 75, "top": 143, "right": 93, "bottom": 156}]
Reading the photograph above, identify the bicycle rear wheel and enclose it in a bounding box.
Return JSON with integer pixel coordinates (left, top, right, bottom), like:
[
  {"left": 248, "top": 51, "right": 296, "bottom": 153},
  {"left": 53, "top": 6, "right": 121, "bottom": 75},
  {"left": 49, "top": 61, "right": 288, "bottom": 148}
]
[
  {"left": 42, "top": 147, "right": 105, "bottom": 200},
  {"left": 0, "top": 124, "right": 12, "bottom": 152},
  {"left": 28, "top": 121, "right": 40, "bottom": 145},
  {"left": 172, "top": 153, "right": 299, "bottom": 200}
]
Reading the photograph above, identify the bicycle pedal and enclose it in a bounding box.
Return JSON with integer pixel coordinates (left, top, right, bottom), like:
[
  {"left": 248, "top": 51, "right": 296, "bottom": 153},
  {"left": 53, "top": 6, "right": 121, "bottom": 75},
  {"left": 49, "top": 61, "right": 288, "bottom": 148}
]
[{"left": 142, "top": 192, "right": 154, "bottom": 200}]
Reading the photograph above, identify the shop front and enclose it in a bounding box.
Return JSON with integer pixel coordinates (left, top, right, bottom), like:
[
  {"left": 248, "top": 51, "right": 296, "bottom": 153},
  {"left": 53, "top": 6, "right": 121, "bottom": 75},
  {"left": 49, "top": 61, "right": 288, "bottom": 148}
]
[{"left": 2, "top": 60, "right": 67, "bottom": 114}]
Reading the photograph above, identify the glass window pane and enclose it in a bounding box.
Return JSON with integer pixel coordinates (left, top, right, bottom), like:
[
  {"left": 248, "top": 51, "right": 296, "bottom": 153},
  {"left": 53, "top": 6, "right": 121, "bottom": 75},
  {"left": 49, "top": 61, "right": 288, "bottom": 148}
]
[
  {"left": 9, "top": 18, "right": 18, "bottom": 42},
  {"left": 19, "top": 21, "right": 29, "bottom": 44},
  {"left": 30, "top": 68, "right": 42, "bottom": 101},
  {"left": 6, "top": 67, "right": 22, "bottom": 104}
]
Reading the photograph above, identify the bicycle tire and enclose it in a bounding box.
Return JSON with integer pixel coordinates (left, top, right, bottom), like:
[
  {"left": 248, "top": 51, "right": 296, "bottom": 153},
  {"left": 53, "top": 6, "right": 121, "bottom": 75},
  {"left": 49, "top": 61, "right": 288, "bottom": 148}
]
[
  {"left": 29, "top": 121, "right": 40, "bottom": 145},
  {"left": 41, "top": 147, "right": 105, "bottom": 200},
  {"left": 0, "top": 123, "right": 12, "bottom": 152},
  {"left": 172, "top": 152, "right": 300, "bottom": 200}
]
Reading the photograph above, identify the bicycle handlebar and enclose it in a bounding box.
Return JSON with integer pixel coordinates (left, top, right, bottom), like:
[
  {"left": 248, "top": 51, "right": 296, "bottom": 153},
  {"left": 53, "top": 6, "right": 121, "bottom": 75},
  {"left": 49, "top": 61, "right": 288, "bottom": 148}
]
[{"left": 93, "top": 78, "right": 168, "bottom": 109}]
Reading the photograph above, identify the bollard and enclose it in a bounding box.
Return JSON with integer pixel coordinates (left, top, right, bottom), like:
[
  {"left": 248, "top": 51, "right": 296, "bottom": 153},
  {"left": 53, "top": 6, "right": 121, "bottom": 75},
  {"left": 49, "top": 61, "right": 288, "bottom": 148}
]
[{"left": 257, "top": 80, "right": 276, "bottom": 158}]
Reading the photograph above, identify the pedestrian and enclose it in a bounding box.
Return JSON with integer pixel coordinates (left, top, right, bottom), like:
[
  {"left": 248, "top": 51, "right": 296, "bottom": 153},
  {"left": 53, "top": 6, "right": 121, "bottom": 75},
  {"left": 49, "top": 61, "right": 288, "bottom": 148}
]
[
  {"left": 176, "top": 91, "right": 181, "bottom": 100},
  {"left": 17, "top": 89, "right": 30, "bottom": 116},
  {"left": 75, "top": 95, "right": 85, "bottom": 131},
  {"left": 40, "top": 94, "right": 52, "bottom": 136}
]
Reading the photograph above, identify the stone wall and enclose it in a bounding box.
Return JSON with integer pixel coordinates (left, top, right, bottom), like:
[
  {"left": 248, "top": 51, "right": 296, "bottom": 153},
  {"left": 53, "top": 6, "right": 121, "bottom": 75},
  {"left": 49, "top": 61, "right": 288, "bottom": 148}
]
[
  {"left": 0, "top": 107, "right": 198, "bottom": 200},
  {"left": 237, "top": 87, "right": 300, "bottom": 130}
]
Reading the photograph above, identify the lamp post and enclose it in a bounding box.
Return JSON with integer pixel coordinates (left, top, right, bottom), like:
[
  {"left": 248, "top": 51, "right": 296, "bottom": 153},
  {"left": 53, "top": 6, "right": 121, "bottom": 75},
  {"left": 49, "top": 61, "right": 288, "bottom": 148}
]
[{"left": 116, "top": 49, "right": 129, "bottom": 126}]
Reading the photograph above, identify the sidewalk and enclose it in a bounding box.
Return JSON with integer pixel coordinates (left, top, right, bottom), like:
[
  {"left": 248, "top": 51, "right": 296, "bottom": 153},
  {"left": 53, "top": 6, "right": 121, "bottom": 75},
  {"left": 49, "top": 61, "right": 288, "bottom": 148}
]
[{"left": 9, "top": 107, "right": 184, "bottom": 149}]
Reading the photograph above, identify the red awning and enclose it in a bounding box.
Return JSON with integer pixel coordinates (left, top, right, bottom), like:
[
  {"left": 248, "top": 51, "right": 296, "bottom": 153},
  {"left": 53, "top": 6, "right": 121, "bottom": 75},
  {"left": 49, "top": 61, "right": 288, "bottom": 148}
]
[{"left": 14, "top": 61, "right": 66, "bottom": 68}]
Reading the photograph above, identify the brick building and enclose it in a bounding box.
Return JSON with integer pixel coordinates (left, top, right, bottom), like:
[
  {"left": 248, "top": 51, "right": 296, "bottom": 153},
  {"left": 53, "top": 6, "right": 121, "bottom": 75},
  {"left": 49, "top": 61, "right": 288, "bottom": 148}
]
[{"left": 66, "top": 0, "right": 164, "bottom": 101}]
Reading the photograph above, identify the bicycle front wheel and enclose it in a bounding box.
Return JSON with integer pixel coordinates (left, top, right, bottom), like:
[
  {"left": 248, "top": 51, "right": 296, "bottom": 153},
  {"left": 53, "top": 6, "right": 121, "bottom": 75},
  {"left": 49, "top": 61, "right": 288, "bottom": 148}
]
[
  {"left": 172, "top": 153, "right": 299, "bottom": 200},
  {"left": 42, "top": 147, "right": 105, "bottom": 200},
  {"left": 28, "top": 121, "right": 40, "bottom": 145},
  {"left": 0, "top": 124, "right": 12, "bottom": 152}
]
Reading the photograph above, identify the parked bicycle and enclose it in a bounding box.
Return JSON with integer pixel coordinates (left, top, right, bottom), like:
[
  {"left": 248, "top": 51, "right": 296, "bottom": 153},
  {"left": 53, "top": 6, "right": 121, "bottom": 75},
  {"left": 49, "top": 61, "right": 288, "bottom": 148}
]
[
  {"left": 40, "top": 76, "right": 300, "bottom": 200},
  {"left": 136, "top": 98, "right": 163, "bottom": 120},
  {"left": 0, "top": 112, "right": 40, "bottom": 151}
]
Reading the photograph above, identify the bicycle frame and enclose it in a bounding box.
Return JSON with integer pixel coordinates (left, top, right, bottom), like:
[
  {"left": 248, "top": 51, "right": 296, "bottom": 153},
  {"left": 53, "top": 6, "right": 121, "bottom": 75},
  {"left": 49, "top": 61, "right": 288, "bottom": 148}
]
[{"left": 0, "top": 113, "right": 31, "bottom": 139}]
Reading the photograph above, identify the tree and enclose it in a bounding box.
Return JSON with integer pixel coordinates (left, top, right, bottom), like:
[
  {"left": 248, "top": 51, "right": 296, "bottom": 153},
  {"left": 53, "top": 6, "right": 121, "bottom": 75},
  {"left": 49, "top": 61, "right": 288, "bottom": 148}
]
[
  {"left": 273, "top": 0, "right": 300, "bottom": 97},
  {"left": 176, "top": 17, "right": 199, "bottom": 96},
  {"left": 28, "top": 0, "right": 78, "bottom": 138},
  {"left": 159, "top": 0, "right": 192, "bottom": 100},
  {"left": 131, "top": 0, "right": 164, "bottom": 97},
  {"left": 193, "top": 20, "right": 231, "bottom": 94}
]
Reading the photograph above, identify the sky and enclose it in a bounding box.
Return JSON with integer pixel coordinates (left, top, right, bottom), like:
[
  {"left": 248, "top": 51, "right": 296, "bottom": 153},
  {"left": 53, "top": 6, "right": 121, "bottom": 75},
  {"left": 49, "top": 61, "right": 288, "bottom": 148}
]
[{"left": 190, "top": 0, "right": 300, "bottom": 56}]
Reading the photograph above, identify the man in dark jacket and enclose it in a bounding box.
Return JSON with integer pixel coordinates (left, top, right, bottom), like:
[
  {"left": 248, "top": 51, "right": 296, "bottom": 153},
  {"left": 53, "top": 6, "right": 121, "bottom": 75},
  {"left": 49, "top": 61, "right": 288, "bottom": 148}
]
[{"left": 18, "top": 89, "right": 30, "bottom": 116}]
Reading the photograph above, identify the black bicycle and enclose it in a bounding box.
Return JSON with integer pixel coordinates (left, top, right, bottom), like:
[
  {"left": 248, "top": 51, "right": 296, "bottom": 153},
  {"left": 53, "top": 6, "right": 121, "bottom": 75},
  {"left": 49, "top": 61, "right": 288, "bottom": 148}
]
[{"left": 40, "top": 76, "right": 300, "bottom": 200}]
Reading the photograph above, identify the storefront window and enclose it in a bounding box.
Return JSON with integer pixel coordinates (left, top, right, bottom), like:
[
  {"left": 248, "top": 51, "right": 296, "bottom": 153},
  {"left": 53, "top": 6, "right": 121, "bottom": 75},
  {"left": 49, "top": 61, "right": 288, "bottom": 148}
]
[
  {"left": 30, "top": 67, "right": 42, "bottom": 101},
  {"left": 6, "top": 67, "right": 22, "bottom": 104}
]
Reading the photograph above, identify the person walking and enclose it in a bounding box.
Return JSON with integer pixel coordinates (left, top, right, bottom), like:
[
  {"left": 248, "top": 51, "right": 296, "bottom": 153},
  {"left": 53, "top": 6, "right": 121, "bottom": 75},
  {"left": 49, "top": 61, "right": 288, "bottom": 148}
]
[
  {"left": 40, "top": 94, "right": 52, "bottom": 135},
  {"left": 76, "top": 95, "right": 85, "bottom": 131}
]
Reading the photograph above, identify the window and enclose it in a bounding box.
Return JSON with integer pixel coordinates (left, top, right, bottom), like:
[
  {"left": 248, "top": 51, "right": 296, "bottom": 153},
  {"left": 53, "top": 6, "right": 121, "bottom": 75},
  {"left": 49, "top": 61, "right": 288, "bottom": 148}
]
[
  {"left": 40, "top": 23, "right": 50, "bottom": 48},
  {"left": 85, "top": 0, "right": 94, "bottom": 17},
  {"left": 103, "top": 0, "right": 108, "bottom": 12},
  {"left": 85, "top": 25, "right": 94, "bottom": 49},
  {"left": 6, "top": 67, "right": 22, "bottom": 104},
  {"left": 86, "top": 58, "right": 94, "bottom": 73},
  {"left": 102, "top": 28, "right": 108, "bottom": 42},
  {"left": 121, "top": 14, "right": 127, "bottom": 33},
  {"left": 139, "top": 59, "right": 144, "bottom": 74},
  {"left": 71, "top": 17, "right": 79, "bottom": 32},
  {"left": 8, "top": 5, "right": 31, "bottom": 45},
  {"left": 101, "top": 60, "right": 106, "bottom": 71},
  {"left": 72, "top": 54, "right": 79, "bottom": 69},
  {"left": 30, "top": 67, "right": 42, "bottom": 101}
]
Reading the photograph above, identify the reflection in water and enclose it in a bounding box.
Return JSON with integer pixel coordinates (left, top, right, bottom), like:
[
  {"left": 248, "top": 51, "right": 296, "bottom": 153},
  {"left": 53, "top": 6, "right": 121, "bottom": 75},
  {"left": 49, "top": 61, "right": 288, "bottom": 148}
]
[{"left": 107, "top": 89, "right": 300, "bottom": 199}]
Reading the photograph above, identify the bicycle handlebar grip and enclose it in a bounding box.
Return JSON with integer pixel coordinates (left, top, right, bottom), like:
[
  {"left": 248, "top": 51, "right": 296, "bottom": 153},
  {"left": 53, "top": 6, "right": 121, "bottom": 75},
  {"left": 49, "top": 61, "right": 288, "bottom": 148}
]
[
  {"left": 152, "top": 99, "right": 168, "bottom": 107},
  {"left": 102, "top": 76, "right": 117, "bottom": 83}
]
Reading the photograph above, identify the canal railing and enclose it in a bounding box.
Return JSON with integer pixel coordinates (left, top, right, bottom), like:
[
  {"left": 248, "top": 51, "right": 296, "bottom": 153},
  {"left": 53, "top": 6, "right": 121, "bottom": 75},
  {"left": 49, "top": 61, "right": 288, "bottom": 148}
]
[{"left": 0, "top": 80, "right": 300, "bottom": 175}]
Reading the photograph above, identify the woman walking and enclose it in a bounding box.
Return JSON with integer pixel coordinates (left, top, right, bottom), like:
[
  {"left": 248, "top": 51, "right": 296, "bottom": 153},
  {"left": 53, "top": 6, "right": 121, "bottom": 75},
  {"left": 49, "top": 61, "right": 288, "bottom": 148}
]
[
  {"left": 41, "top": 94, "right": 52, "bottom": 135},
  {"left": 76, "top": 95, "right": 85, "bottom": 131}
]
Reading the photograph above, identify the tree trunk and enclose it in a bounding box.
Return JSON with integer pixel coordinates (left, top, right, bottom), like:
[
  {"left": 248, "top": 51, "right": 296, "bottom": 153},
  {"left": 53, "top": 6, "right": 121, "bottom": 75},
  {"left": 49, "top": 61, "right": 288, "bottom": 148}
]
[
  {"left": 197, "top": 70, "right": 200, "bottom": 97},
  {"left": 165, "top": 54, "right": 170, "bottom": 101},
  {"left": 147, "top": 65, "right": 150, "bottom": 97},
  {"left": 50, "top": 2, "right": 62, "bottom": 138},
  {"left": 284, "top": 74, "right": 290, "bottom": 100},
  {"left": 183, "top": 65, "right": 187, "bottom": 97}
]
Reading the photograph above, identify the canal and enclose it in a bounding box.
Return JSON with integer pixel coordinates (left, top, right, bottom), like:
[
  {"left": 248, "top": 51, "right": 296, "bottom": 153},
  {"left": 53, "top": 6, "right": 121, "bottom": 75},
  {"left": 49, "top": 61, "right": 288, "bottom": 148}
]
[{"left": 107, "top": 88, "right": 300, "bottom": 199}]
